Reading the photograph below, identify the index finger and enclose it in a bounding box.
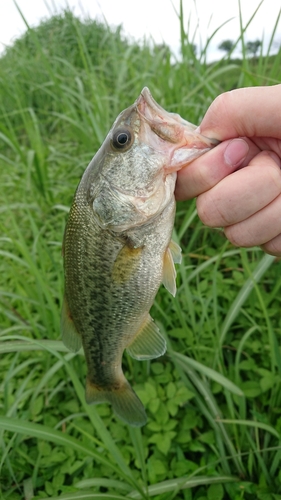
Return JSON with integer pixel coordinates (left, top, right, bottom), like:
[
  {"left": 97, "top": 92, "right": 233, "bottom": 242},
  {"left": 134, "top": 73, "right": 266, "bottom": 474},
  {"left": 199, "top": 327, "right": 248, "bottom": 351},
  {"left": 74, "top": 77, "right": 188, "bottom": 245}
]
[{"left": 175, "top": 137, "right": 260, "bottom": 200}]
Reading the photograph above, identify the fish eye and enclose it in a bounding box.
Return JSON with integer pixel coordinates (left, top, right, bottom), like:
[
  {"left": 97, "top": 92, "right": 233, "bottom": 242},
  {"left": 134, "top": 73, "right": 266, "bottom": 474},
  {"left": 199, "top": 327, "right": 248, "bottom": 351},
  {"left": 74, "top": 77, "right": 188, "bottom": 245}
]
[{"left": 111, "top": 128, "right": 133, "bottom": 151}]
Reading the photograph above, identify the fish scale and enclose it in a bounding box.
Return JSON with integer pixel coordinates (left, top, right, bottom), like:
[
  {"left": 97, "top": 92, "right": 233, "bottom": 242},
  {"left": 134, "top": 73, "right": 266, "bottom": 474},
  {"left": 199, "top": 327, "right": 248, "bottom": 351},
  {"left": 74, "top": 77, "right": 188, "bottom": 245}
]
[{"left": 61, "top": 87, "right": 218, "bottom": 426}]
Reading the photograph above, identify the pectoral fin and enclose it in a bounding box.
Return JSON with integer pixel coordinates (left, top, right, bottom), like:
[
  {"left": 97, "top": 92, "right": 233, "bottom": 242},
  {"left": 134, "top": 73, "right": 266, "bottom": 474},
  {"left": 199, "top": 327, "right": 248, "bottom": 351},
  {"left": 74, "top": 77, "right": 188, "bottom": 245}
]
[
  {"left": 162, "top": 241, "right": 181, "bottom": 296},
  {"left": 61, "top": 296, "right": 82, "bottom": 352},
  {"left": 112, "top": 245, "right": 143, "bottom": 284},
  {"left": 169, "top": 239, "right": 182, "bottom": 264},
  {"left": 162, "top": 247, "right": 177, "bottom": 297},
  {"left": 126, "top": 315, "right": 166, "bottom": 360}
]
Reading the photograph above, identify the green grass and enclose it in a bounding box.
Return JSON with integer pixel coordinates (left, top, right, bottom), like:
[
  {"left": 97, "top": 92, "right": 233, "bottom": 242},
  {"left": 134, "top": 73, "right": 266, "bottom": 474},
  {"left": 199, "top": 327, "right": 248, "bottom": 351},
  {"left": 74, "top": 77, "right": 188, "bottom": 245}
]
[{"left": 1, "top": 1, "right": 281, "bottom": 499}]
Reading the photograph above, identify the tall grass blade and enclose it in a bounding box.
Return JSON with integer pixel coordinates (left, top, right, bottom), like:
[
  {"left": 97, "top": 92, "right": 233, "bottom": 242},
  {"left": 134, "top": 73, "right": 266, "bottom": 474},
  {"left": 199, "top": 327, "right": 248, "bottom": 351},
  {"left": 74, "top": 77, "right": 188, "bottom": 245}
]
[
  {"left": 128, "top": 475, "right": 239, "bottom": 498},
  {"left": 171, "top": 351, "right": 243, "bottom": 396},
  {"left": 219, "top": 254, "right": 275, "bottom": 346}
]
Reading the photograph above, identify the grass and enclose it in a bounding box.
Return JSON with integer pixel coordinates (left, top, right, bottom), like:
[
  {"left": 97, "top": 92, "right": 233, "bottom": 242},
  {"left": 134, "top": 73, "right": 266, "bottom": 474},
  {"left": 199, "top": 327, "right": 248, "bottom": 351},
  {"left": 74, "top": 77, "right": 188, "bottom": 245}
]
[{"left": 1, "top": 1, "right": 281, "bottom": 499}]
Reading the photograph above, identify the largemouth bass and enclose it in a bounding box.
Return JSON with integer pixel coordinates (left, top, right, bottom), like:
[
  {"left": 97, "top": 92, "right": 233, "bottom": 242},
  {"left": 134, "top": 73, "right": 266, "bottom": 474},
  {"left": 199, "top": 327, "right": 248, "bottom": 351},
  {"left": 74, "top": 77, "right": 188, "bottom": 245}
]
[{"left": 61, "top": 88, "right": 217, "bottom": 426}]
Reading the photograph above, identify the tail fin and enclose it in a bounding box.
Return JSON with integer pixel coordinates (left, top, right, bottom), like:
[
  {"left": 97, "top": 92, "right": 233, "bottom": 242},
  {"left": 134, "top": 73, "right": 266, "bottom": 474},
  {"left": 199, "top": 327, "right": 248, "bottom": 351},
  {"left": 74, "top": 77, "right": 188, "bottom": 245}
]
[{"left": 85, "top": 378, "right": 147, "bottom": 427}]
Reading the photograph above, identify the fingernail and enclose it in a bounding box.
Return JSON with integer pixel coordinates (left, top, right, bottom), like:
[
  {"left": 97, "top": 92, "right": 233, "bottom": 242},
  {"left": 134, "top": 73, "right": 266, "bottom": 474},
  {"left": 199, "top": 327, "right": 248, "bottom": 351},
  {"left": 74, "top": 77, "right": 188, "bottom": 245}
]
[{"left": 224, "top": 139, "right": 249, "bottom": 167}]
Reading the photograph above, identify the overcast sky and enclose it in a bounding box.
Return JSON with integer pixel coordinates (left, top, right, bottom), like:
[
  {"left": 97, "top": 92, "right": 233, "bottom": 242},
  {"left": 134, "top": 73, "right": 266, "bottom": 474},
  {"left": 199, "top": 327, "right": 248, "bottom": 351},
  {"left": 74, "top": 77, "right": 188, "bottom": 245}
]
[{"left": 1, "top": 0, "right": 280, "bottom": 60}]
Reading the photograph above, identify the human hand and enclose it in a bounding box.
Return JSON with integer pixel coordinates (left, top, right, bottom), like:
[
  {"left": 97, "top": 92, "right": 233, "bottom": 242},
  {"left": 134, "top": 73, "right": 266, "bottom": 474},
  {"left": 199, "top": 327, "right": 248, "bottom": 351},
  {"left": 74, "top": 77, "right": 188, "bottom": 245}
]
[{"left": 176, "top": 85, "right": 281, "bottom": 256}]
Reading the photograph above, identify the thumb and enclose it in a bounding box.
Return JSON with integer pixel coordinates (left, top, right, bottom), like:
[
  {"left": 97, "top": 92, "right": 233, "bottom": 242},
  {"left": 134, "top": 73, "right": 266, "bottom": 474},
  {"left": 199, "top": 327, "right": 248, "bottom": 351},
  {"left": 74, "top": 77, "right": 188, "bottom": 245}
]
[{"left": 198, "top": 85, "right": 281, "bottom": 141}]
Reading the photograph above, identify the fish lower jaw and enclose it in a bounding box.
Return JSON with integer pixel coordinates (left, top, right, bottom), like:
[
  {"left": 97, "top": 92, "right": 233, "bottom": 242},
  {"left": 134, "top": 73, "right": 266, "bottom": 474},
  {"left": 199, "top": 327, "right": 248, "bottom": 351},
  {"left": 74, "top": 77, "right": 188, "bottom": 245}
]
[{"left": 168, "top": 147, "right": 212, "bottom": 172}]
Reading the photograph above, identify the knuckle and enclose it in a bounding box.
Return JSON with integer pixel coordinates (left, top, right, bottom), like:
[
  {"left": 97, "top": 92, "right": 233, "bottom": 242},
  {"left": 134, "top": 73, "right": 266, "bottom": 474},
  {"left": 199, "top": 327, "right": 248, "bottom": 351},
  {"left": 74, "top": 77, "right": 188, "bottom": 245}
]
[
  {"left": 197, "top": 191, "right": 232, "bottom": 228},
  {"left": 196, "top": 195, "right": 217, "bottom": 226},
  {"left": 261, "top": 237, "right": 281, "bottom": 257},
  {"left": 224, "top": 225, "right": 251, "bottom": 248},
  {"left": 224, "top": 226, "right": 240, "bottom": 247},
  {"left": 196, "top": 196, "right": 210, "bottom": 225}
]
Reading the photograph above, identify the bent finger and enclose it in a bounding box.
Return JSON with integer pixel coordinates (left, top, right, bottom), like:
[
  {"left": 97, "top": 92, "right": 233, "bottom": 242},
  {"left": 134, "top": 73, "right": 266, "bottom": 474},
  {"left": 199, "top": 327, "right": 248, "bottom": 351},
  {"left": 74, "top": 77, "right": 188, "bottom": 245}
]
[
  {"left": 224, "top": 193, "right": 281, "bottom": 248},
  {"left": 262, "top": 234, "right": 281, "bottom": 257},
  {"left": 175, "top": 137, "right": 260, "bottom": 200},
  {"left": 196, "top": 150, "right": 281, "bottom": 227}
]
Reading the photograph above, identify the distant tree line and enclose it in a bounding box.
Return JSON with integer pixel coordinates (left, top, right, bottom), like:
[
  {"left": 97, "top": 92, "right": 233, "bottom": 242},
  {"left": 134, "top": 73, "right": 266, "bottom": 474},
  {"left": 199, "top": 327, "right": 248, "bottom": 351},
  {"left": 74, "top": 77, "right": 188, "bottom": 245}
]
[{"left": 218, "top": 39, "right": 262, "bottom": 57}]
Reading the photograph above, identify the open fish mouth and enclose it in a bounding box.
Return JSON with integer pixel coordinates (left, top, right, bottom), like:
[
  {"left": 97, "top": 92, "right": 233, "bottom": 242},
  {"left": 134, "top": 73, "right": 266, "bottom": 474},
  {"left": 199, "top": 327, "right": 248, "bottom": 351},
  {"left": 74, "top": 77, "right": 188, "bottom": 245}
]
[
  {"left": 137, "top": 87, "right": 219, "bottom": 171},
  {"left": 137, "top": 87, "right": 197, "bottom": 135}
]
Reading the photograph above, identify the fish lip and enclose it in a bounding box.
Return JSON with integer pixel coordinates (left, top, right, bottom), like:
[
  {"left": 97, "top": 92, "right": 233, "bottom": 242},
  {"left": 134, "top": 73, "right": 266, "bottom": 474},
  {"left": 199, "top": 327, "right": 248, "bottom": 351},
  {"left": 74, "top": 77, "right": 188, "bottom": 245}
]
[
  {"left": 137, "top": 87, "right": 219, "bottom": 171},
  {"left": 137, "top": 87, "right": 219, "bottom": 144},
  {"left": 136, "top": 87, "right": 179, "bottom": 140},
  {"left": 138, "top": 87, "right": 166, "bottom": 121}
]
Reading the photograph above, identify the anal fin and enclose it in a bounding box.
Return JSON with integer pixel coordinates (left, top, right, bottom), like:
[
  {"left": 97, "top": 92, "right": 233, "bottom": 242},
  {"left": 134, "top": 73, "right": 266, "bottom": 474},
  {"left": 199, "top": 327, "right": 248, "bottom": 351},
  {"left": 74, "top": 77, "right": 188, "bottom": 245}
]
[
  {"left": 126, "top": 315, "right": 166, "bottom": 360},
  {"left": 61, "top": 296, "right": 82, "bottom": 353}
]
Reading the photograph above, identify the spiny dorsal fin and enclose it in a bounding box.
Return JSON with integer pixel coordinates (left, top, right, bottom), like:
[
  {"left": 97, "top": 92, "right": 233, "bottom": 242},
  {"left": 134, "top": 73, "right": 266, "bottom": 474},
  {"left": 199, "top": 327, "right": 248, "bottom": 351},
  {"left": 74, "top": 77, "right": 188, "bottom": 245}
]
[
  {"left": 169, "top": 239, "right": 182, "bottom": 264},
  {"left": 61, "top": 296, "right": 82, "bottom": 353},
  {"left": 162, "top": 247, "right": 177, "bottom": 297},
  {"left": 126, "top": 315, "right": 166, "bottom": 360}
]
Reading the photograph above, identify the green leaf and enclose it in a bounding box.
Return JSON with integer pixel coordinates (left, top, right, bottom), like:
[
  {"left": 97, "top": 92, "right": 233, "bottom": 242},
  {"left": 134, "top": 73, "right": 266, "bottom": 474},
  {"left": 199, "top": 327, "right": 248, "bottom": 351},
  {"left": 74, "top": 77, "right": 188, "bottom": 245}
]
[
  {"left": 144, "top": 382, "right": 158, "bottom": 399},
  {"left": 166, "top": 382, "right": 176, "bottom": 399},
  {"left": 151, "top": 362, "right": 164, "bottom": 375},
  {"left": 166, "top": 399, "right": 178, "bottom": 417},
  {"left": 199, "top": 430, "right": 215, "bottom": 445},
  {"left": 30, "top": 395, "right": 44, "bottom": 416},
  {"left": 172, "top": 459, "right": 197, "bottom": 476},
  {"left": 173, "top": 386, "right": 194, "bottom": 405},
  {"left": 148, "top": 458, "right": 167, "bottom": 476},
  {"left": 260, "top": 374, "right": 276, "bottom": 392},
  {"left": 148, "top": 398, "right": 160, "bottom": 414},
  {"left": 45, "top": 481, "right": 53, "bottom": 496},
  {"left": 149, "top": 431, "right": 177, "bottom": 455},
  {"left": 207, "top": 483, "right": 224, "bottom": 500},
  {"left": 240, "top": 381, "right": 262, "bottom": 398},
  {"left": 147, "top": 421, "right": 162, "bottom": 432}
]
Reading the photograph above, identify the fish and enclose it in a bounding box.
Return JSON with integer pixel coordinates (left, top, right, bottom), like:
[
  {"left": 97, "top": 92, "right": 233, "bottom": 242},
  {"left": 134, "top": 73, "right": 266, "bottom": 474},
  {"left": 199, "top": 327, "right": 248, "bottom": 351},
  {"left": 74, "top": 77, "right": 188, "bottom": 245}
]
[{"left": 61, "top": 87, "right": 217, "bottom": 427}]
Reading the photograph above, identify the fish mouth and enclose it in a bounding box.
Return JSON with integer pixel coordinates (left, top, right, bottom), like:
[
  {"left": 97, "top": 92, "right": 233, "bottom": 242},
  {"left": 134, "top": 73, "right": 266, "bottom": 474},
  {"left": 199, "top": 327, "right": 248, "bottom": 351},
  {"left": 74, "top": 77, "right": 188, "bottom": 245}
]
[{"left": 136, "top": 87, "right": 219, "bottom": 171}]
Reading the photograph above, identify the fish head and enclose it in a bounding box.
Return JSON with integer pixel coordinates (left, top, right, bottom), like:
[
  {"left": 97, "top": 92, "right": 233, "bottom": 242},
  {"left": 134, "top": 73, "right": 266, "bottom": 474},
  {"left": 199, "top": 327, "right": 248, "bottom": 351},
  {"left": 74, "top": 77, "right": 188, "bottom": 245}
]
[{"left": 85, "top": 87, "right": 218, "bottom": 232}]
